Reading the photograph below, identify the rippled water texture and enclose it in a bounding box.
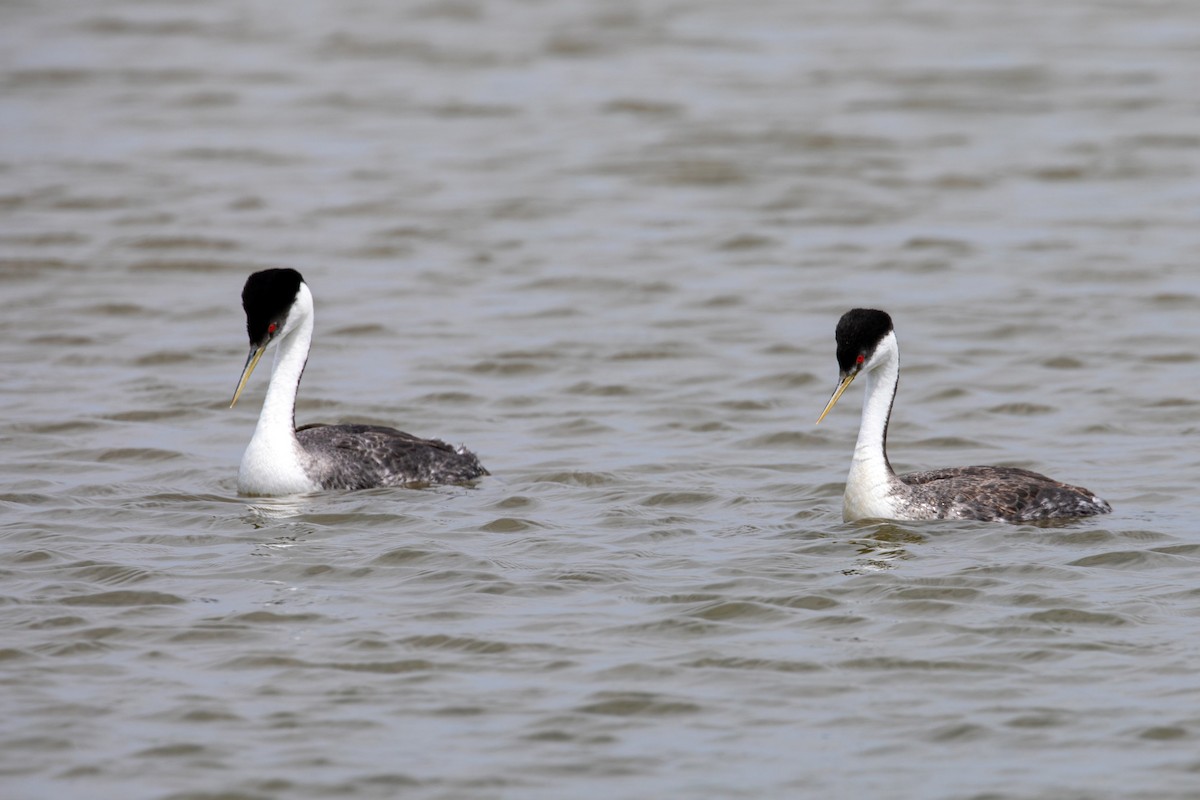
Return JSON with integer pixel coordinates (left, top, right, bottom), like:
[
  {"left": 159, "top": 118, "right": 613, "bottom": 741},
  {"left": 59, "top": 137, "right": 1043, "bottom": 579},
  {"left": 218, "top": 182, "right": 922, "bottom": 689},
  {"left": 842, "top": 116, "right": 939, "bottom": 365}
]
[{"left": 3, "top": 1, "right": 1200, "bottom": 798}]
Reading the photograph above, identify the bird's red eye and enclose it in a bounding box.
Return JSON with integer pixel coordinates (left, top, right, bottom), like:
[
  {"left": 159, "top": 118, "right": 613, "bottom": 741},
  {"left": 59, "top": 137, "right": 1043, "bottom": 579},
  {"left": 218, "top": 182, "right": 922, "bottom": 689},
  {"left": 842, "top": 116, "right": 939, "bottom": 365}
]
[
  {"left": 267, "top": 322, "right": 278, "bottom": 334},
  {"left": 856, "top": 354, "right": 865, "bottom": 365}
]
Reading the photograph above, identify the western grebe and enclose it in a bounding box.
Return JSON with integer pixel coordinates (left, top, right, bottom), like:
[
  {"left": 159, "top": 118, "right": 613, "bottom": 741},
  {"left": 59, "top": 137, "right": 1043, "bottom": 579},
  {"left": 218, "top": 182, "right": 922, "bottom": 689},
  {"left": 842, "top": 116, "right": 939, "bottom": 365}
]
[
  {"left": 816, "top": 308, "right": 1111, "bottom": 523},
  {"left": 229, "top": 268, "right": 488, "bottom": 496}
]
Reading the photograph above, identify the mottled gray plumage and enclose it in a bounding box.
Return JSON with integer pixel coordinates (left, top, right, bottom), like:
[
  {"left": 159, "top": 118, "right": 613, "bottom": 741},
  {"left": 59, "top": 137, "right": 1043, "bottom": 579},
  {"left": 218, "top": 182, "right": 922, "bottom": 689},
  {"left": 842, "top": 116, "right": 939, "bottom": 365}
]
[
  {"left": 895, "top": 465, "right": 1111, "bottom": 523},
  {"left": 296, "top": 423, "right": 488, "bottom": 490}
]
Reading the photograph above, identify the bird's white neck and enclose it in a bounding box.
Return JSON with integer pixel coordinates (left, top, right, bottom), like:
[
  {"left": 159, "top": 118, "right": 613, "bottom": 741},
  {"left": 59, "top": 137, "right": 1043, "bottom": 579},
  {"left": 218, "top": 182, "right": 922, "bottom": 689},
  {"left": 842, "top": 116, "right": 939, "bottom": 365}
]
[
  {"left": 843, "top": 331, "right": 902, "bottom": 520},
  {"left": 237, "top": 284, "right": 320, "bottom": 495}
]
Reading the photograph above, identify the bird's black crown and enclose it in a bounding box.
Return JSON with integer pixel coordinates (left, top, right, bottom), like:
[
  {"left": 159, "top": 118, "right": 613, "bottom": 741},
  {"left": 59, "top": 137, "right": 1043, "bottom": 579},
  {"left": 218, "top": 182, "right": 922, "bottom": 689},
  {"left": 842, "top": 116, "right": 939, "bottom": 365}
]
[
  {"left": 242, "top": 268, "right": 305, "bottom": 346},
  {"left": 835, "top": 308, "right": 893, "bottom": 374}
]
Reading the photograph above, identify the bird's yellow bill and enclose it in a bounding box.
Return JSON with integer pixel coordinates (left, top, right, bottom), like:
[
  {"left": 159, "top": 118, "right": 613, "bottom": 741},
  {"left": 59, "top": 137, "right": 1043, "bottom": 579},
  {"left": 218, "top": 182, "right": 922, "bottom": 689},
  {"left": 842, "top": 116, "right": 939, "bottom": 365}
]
[
  {"left": 816, "top": 373, "right": 856, "bottom": 424},
  {"left": 230, "top": 344, "right": 267, "bottom": 408}
]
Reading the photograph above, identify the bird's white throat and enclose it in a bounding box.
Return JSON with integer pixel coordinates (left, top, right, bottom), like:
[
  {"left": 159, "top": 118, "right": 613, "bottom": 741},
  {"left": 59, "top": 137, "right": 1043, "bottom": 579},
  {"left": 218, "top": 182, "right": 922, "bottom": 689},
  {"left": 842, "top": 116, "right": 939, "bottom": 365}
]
[
  {"left": 843, "top": 330, "right": 903, "bottom": 521},
  {"left": 237, "top": 284, "right": 319, "bottom": 496}
]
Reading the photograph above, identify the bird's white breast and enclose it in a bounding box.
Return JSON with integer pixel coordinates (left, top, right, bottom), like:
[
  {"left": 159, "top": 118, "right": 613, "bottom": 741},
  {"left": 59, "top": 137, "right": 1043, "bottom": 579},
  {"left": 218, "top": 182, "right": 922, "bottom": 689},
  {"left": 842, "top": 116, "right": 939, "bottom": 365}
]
[
  {"left": 842, "top": 459, "right": 905, "bottom": 521},
  {"left": 237, "top": 431, "right": 319, "bottom": 496}
]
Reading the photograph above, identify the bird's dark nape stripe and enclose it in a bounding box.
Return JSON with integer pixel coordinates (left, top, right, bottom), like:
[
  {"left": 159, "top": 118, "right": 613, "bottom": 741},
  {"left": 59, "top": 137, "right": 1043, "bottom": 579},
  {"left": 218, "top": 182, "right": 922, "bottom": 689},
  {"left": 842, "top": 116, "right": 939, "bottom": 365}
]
[
  {"left": 835, "top": 308, "right": 893, "bottom": 373},
  {"left": 242, "top": 268, "right": 305, "bottom": 345}
]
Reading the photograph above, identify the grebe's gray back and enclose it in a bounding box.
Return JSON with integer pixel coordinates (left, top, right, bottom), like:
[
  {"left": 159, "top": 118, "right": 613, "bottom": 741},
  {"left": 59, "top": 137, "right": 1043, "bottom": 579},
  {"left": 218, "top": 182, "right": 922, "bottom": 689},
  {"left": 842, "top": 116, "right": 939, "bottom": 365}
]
[
  {"left": 230, "top": 268, "right": 488, "bottom": 496},
  {"left": 816, "top": 308, "right": 1110, "bottom": 523}
]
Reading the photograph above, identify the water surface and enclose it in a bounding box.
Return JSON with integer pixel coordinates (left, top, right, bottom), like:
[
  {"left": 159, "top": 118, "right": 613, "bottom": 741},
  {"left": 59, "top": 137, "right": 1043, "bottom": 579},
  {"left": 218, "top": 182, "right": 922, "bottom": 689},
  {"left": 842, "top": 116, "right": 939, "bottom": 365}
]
[{"left": 3, "top": 1, "right": 1200, "bottom": 798}]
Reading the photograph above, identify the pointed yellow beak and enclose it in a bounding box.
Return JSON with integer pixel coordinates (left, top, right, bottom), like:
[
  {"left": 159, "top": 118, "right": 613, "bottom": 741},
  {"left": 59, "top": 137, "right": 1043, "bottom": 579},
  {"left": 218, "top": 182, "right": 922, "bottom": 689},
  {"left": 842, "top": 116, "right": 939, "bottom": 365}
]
[
  {"left": 816, "top": 372, "right": 857, "bottom": 424},
  {"left": 230, "top": 344, "right": 268, "bottom": 408}
]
